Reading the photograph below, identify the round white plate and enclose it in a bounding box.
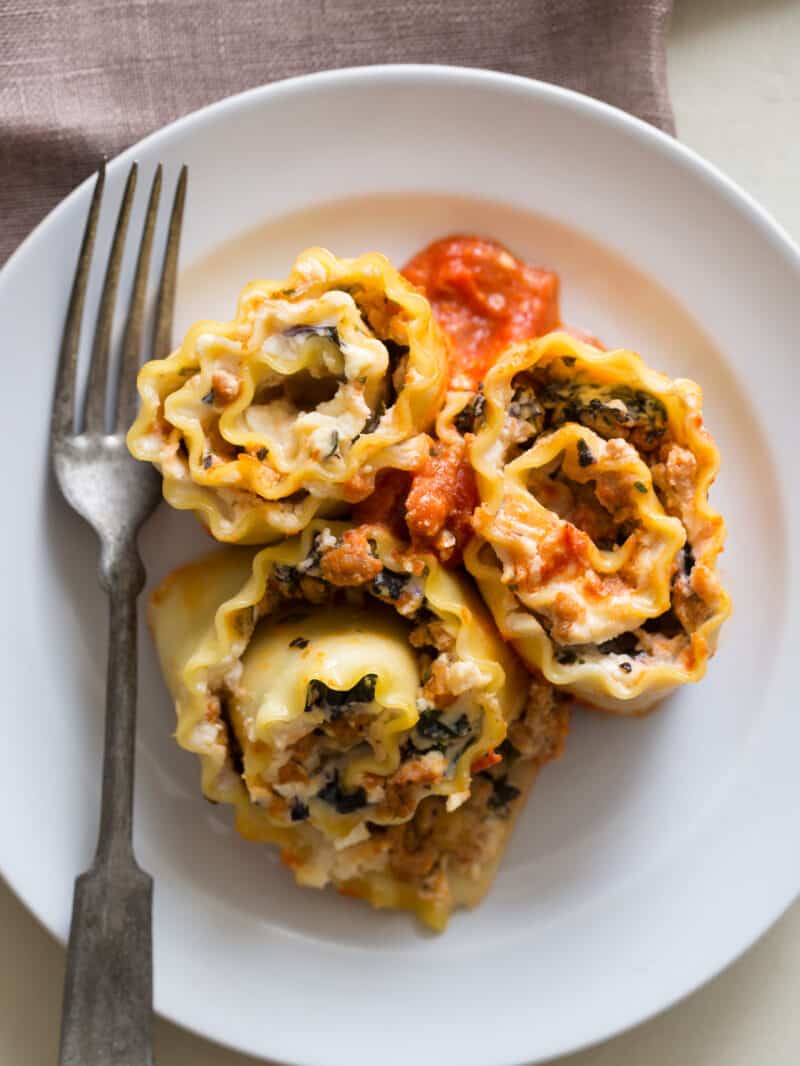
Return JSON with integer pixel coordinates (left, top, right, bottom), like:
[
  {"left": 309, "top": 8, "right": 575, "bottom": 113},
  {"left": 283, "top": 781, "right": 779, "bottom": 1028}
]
[{"left": 1, "top": 66, "right": 798, "bottom": 1066}]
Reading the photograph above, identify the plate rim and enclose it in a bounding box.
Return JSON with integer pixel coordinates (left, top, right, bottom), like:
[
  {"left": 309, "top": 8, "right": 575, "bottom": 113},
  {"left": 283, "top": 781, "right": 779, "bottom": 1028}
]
[
  {"left": 5, "top": 63, "right": 800, "bottom": 281},
  {"left": 3, "top": 63, "right": 800, "bottom": 1065}
]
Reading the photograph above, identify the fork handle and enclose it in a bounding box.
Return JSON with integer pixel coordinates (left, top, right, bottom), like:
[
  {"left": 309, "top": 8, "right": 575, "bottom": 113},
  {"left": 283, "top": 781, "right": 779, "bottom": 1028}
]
[
  {"left": 59, "top": 862, "right": 153, "bottom": 1066},
  {"left": 59, "top": 558, "right": 154, "bottom": 1066}
]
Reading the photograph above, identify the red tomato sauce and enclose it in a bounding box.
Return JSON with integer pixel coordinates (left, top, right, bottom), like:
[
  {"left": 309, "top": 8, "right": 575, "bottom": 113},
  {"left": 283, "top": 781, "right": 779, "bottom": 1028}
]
[
  {"left": 357, "top": 234, "right": 599, "bottom": 564},
  {"left": 404, "top": 443, "right": 478, "bottom": 561},
  {"left": 352, "top": 446, "right": 478, "bottom": 565},
  {"left": 352, "top": 469, "right": 412, "bottom": 540},
  {"left": 402, "top": 235, "right": 561, "bottom": 387}
]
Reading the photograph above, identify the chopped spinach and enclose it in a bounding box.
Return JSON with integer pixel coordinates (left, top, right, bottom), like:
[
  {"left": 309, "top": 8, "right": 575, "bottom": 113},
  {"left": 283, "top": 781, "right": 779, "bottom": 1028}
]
[
  {"left": 256, "top": 446, "right": 268, "bottom": 461},
  {"left": 304, "top": 674, "right": 378, "bottom": 718},
  {"left": 400, "top": 736, "right": 419, "bottom": 762},
  {"left": 509, "top": 382, "right": 544, "bottom": 430},
  {"left": 381, "top": 339, "right": 407, "bottom": 407},
  {"left": 416, "top": 709, "right": 470, "bottom": 743},
  {"left": 325, "top": 431, "right": 340, "bottom": 459},
  {"left": 682, "top": 544, "right": 695, "bottom": 575},
  {"left": 349, "top": 674, "right": 378, "bottom": 704},
  {"left": 289, "top": 636, "right": 309, "bottom": 649},
  {"left": 453, "top": 390, "right": 486, "bottom": 434},
  {"left": 486, "top": 774, "right": 521, "bottom": 811},
  {"left": 577, "top": 438, "right": 595, "bottom": 467},
  {"left": 296, "top": 531, "right": 329, "bottom": 575},
  {"left": 362, "top": 398, "right": 386, "bottom": 435},
  {"left": 272, "top": 563, "right": 300, "bottom": 595},
  {"left": 290, "top": 799, "right": 309, "bottom": 822},
  {"left": 597, "top": 632, "right": 641, "bottom": 657},
  {"left": 554, "top": 647, "right": 580, "bottom": 665},
  {"left": 305, "top": 680, "right": 341, "bottom": 712},
  {"left": 218, "top": 699, "right": 244, "bottom": 778},
  {"left": 383, "top": 339, "right": 409, "bottom": 364},
  {"left": 371, "top": 568, "right": 411, "bottom": 601},
  {"left": 608, "top": 386, "right": 667, "bottom": 433},
  {"left": 539, "top": 379, "right": 667, "bottom": 446},
  {"left": 496, "top": 737, "right": 519, "bottom": 762},
  {"left": 284, "top": 324, "right": 341, "bottom": 346},
  {"left": 202, "top": 389, "right": 216, "bottom": 405},
  {"left": 641, "top": 608, "right": 684, "bottom": 638},
  {"left": 318, "top": 774, "right": 368, "bottom": 814}
]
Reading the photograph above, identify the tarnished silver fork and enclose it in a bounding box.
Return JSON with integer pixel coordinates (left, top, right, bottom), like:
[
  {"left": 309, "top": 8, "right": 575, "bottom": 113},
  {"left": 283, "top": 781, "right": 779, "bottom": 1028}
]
[{"left": 52, "top": 161, "right": 187, "bottom": 1066}]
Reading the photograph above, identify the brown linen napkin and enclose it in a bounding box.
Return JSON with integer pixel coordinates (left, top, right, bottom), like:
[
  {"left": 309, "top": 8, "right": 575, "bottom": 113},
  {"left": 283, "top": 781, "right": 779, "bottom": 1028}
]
[{"left": 0, "top": 0, "right": 673, "bottom": 265}]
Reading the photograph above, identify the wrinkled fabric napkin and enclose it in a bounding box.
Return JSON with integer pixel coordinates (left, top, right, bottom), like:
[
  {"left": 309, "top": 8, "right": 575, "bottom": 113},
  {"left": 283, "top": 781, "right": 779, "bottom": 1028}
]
[{"left": 0, "top": 0, "right": 673, "bottom": 265}]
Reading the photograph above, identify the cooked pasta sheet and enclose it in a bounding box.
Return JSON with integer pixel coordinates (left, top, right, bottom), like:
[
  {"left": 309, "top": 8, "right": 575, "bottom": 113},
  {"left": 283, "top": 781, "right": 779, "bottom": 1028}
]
[
  {"left": 149, "top": 520, "right": 569, "bottom": 928},
  {"left": 128, "top": 248, "right": 447, "bottom": 544},
  {"left": 465, "top": 331, "right": 731, "bottom": 714}
]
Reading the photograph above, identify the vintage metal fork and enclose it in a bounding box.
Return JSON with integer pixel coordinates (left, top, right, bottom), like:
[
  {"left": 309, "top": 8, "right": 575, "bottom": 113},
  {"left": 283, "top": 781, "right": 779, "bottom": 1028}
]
[{"left": 52, "top": 161, "right": 187, "bottom": 1066}]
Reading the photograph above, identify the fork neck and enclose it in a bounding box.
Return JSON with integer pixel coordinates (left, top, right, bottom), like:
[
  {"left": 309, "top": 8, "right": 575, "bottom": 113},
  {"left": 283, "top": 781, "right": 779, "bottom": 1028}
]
[
  {"left": 93, "top": 540, "right": 147, "bottom": 870},
  {"left": 98, "top": 539, "right": 146, "bottom": 598}
]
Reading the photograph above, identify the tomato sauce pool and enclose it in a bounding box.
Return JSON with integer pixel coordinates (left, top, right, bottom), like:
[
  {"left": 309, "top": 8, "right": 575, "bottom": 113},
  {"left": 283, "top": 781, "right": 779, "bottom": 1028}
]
[{"left": 402, "top": 235, "right": 561, "bottom": 388}]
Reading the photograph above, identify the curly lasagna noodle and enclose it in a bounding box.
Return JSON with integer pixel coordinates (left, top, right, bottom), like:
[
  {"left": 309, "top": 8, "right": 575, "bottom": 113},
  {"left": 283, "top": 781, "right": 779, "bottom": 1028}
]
[
  {"left": 127, "top": 248, "right": 447, "bottom": 543},
  {"left": 149, "top": 520, "right": 569, "bottom": 928},
  {"left": 465, "top": 331, "right": 731, "bottom": 714}
]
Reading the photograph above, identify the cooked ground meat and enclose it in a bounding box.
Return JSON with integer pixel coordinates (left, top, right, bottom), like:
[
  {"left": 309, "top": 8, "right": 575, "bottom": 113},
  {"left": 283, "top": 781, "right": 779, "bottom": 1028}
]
[
  {"left": 320, "top": 529, "right": 383, "bottom": 586},
  {"left": 508, "top": 677, "right": 571, "bottom": 765}
]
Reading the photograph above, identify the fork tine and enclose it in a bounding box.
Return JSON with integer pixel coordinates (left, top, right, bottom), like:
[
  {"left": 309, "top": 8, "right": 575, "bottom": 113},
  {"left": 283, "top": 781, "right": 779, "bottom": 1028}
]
[
  {"left": 151, "top": 165, "right": 188, "bottom": 360},
  {"left": 114, "top": 166, "right": 162, "bottom": 433},
  {"left": 51, "top": 166, "right": 105, "bottom": 442},
  {"left": 82, "top": 163, "right": 138, "bottom": 434}
]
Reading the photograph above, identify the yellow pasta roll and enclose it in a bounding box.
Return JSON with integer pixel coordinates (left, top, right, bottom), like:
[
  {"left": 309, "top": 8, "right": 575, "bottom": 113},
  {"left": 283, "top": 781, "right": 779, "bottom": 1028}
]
[
  {"left": 128, "top": 248, "right": 447, "bottom": 543},
  {"left": 149, "top": 519, "right": 569, "bottom": 927},
  {"left": 466, "top": 331, "right": 731, "bottom": 714}
]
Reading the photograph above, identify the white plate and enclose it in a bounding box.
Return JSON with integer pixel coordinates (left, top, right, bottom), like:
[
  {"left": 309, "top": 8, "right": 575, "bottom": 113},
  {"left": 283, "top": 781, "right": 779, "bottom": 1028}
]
[{"left": 1, "top": 66, "right": 798, "bottom": 1066}]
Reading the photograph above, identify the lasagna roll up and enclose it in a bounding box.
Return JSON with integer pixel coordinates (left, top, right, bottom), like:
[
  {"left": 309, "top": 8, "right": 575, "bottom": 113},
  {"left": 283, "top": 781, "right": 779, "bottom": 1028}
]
[
  {"left": 149, "top": 520, "right": 568, "bottom": 927},
  {"left": 466, "top": 331, "right": 731, "bottom": 714},
  {"left": 128, "top": 248, "right": 447, "bottom": 543}
]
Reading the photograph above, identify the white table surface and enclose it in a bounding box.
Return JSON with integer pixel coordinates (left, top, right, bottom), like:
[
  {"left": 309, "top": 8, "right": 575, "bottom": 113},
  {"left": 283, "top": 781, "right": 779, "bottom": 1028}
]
[{"left": 5, "top": 0, "right": 799, "bottom": 1062}]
